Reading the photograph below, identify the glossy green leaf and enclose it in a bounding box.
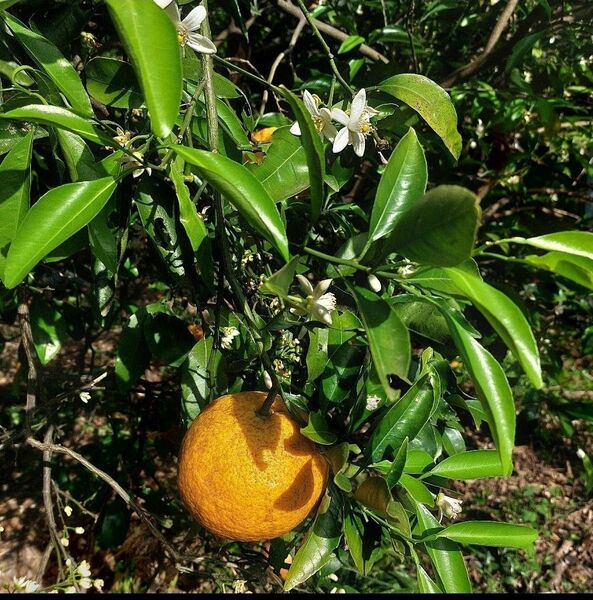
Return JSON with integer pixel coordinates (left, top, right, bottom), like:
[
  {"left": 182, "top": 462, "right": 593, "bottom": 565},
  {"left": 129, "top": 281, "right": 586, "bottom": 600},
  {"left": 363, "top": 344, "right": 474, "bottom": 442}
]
[
  {"left": 424, "top": 450, "right": 504, "bottom": 480},
  {"left": 171, "top": 146, "right": 289, "bottom": 262},
  {"left": 446, "top": 266, "right": 543, "bottom": 389},
  {"left": 88, "top": 203, "right": 118, "bottom": 273},
  {"left": 368, "top": 376, "right": 434, "bottom": 462},
  {"left": 115, "top": 310, "right": 150, "bottom": 392},
  {"left": 279, "top": 85, "right": 325, "bottom": 223},
  {"left": 353, "top": 286, "right": 411, "bottom": 399},
  {"left": 260, "top": 255, "right": 299, "bottom": 297},
  {"left": 386, "top": 437, "right": 408, "bottom": 488},
  {"left": 3, "top": 177, "right": 117, "bottom": 288},
  {"left": 391, "top": 297, "right": 450, "bottom": 344},
  {"left": 503, "top": 231, "right": 593, "bottom": 261},
  {"left": 3, "top": 13, "right": 93, "bottom": 117},
  {"left": 383, "top": 185, "right": 480, "bottom": 266},
  {"left": 523, "top": 251, "right": 593, "bottom": 290},
  {"left": 306, "top": 327, "right": 329, "bottom": 383},
  {"left": 343, "top": 508, "right": 382, "bottom": 575},
  {"left": 443, "top": 310, "right": 515, "bottom": 476},
  {"left": 170, "top": 157, "right": 214, "bottom": 288},
  {"left": 106, "top": 0, "right": 182, "bottom": 138},
  {"left": 378, "top": 73, "right": 462, "bottom": 159},
  {"left": 368, "top": 127, "right": 427, "bottom": 245},
  {"left": 399, "top": 473, "right": 435, "bottom": 506},
  {"left": 354, "top": 477, "right": 396, "bottom": 516},
  {"left": 0, "top": 130, "right": 32, "bottom": 279},
  {"left": 245, "top": 127, "right": 309, "bottom": 203},
  {"left": 300, "top": 411, "right": 338, "bottom": 445},
  {"left": 85, "top": 57, "right": 143, "bottom": 109},
  {"left": 181, "top": 337, "right": 221, "bottom": 424},
  {"left": 416, "top": 564, "right": 442, "bottom": 593},
  {"left": 30, "top": 299, "right": 68, "bottom": 365},
  {"left": 436, "top": 521, "right": 538, "bottom": 549},
  {"left": 283, "top": 490, "right": 342, "bottom": 591},
  {"left": 56, "top": 130, "right": 105, "bottom": 182},
  {"left": 0, "top": 105, "right": 111, "bottom": 146},
  {"left": 415, "top": 504, "right": 472, "bottom": 593},
  {"left": 338, "top": 35, "right": 365, "bottom": 54}
]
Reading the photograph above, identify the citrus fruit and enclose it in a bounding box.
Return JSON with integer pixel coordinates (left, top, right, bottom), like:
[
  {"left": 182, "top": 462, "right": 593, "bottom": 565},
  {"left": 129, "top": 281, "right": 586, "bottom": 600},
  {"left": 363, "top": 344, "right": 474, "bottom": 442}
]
[{"left": 177, "top": 391, "right": 329, "bottom": 542}]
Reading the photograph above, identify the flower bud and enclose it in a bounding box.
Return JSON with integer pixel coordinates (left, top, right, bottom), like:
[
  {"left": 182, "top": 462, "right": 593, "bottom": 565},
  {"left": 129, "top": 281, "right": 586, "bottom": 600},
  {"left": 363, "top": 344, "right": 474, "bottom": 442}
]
[{"left": 368, "top": 273, "right": 381, "bottom": 293}]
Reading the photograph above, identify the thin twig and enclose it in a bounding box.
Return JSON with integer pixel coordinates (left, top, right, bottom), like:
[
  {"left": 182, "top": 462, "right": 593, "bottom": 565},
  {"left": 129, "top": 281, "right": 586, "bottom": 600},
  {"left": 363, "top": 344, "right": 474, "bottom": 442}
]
[
  {"left": 17, "top": 286, "right": 40, "bottom": 418},
  {"left": 277, "top": 0, "right": 389, "bottom": 64},
  {"left": 259, "top": 17, "right": 306, "bottom": 115},
  {"left": 26, "top": 436, "right": 197, "bottom": 566},
  {"left": 291, "top": 0, "right": 352, "bottom": 93}
]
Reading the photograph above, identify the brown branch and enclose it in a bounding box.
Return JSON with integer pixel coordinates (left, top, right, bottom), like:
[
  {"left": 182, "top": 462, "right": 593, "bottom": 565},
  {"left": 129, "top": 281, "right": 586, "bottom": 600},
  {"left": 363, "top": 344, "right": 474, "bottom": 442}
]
[
  {"left": 277, "top": 0, "right": 389, "bottom": 64},
  {"left": 17, "top": 286, "right": 41, "bottom": 417},
  {"left": 26, "top": 436, "right": 204, "bottom": 568},
  {"left": 441, "top": 0, "right": 520, "bottom": 88}
]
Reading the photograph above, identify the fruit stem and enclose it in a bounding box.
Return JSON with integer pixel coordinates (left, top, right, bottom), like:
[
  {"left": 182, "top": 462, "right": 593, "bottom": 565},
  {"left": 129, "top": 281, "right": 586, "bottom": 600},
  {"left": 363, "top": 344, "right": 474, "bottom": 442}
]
[{"left": 256, "top": 382, "right": 279, "bottom": 418}]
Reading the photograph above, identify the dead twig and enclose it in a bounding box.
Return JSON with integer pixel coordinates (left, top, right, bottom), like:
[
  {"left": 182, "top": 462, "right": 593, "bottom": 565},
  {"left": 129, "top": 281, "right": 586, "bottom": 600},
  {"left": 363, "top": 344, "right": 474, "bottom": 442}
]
[
  {"left": 26, "top": 435, "right": 205, "bottom": 568},
  {"left": 441, "top": 0, "right": 520, "bottom": 88},
  {"left": 17, "top": 286, "right": 41, "bottom": 418},
  {"left": 277, "top": 0, "right": 389, "bottom": 64}
]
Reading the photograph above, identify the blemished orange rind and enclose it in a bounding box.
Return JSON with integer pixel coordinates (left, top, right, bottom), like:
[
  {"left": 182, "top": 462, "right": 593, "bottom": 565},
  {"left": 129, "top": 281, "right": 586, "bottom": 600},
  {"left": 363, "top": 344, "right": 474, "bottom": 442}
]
[{"left": 177, "top": 391, "right": 329, "bottom": 542}]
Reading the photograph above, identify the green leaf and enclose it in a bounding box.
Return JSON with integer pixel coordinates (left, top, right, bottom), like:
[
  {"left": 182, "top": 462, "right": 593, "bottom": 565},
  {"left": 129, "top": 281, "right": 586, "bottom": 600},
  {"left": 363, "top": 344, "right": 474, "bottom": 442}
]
[
  {"left": 300, "top": 412, "right": 338, "bottom": 445},
  {"left": 56, "top": 130, "right": 105, "bottom": 182},
  {"left": 181, "top": 337, "right": 219, "bottom": 424},
  {"left": 171, "top": 146, "right": 289, "bottom": 262},
  {"left": 424, "top": 450, "right": 504, "bottom": 480},
  {"left": 88, "top": 203, "right": 118, "bottom": 273},
  {"left": 183, "top": 54, "right": 240, "bottom": 98},
  {"left": 445, "top": 266, "right": 542, "bottom": 389},
  {"left": 0, "top": 130, "right": 32, "bottom": 279},
  {"left": 368, "top": 376, "right": 434, "bottom": 463},
  {"left": 352, "top": 286, "right": 411, "bottom": 399},
  {"left": 3, "top": 13, "right": 93, "bottom": 117},
  {"left": 306, "top": 327, "right": 329, "bottom": 383},
  {"left": 170, "top": 157, "right": 214, "bottom": 288},
  {"left": 0, "top": 1, "right": 23, "bottom": 9},
  {"left": 398, "top": 473, "right": 435, "bottom": 506},
  {"left": 3, "top": 177, "right": 117, "bottom": 288},
  {"left": 106, "top": 0, "right": 182, "bottom": 138},
  {"left": 343, "top": 508, "right": 382, "bottom": 575},
  {"left": 415, "top": 504, "right": 472, "bottom": 593},
  {"left": 338, "top": 35, "right": 365, "bottom": 54},
  {"left": 0, "top": 105, "right": 111, "bottom": 146},
  {"left": 260, "top": 255, "right": 299, "bottom": 297},
  {"left": 436, "top": 522, "right": 538, "bottom": 549},
  {"left": 383, "top": 185, "right": 480, "bottom": 267},
  {"left": 354, "top": 477, "right": 396, "bottom": 517},
  {"left": 245, "top": 127, "right": 309, "bottom": 203},
  {"left": 386, "top": 438, "right": 408, "bottom": 488},
  {"left": 283, "top": 490, "right": 342, "bottom": 591},
  {"left": 503, "top": 231, "right": 593, "bottom": 261},
  {"left": 378, "top": 73, "right": 462, "bottom": 159},
  {"left": 279, "top": 85, "right": 326, "bottom": 223},
  {"left": 115, "top": 310, "right": 150, "bottom": 392},
  {"left": 85, "top": 57, "right": 143, "bottom": 109},
  {"left": 443, "top": 309, "right": 515, "bottom": 476},
  {"left": 416, "top": 564, "right": 442, "bottom": 593},
  {"left": 523, "top": 251, "right": 593, "bottom": 290},
  {"left": 368, "top": 127, "right": 427, "bottom": 245},
  {"left": 30, "top": 299, "right": 68, "bottom": 365},
  {"left": 391, "top": 297, "right": 450, "bottom": 344}
]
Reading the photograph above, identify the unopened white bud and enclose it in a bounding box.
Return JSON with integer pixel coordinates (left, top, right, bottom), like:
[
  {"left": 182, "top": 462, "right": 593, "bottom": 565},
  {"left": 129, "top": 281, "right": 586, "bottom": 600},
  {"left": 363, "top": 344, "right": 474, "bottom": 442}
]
[{"left": 367, "top": 273, "right": 381, "bottom": 293}]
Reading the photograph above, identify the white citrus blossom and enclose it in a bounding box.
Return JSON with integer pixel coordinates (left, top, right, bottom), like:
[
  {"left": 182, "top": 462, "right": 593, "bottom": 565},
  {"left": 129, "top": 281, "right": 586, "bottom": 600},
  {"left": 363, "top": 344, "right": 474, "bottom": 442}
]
[
  {"left": 12, "top": 577, "right": 40, "bottom": 593},
  {"left": 331, "top": 88, "right": 379, "bottom": 157},
  {"left": 367, "top": 273, "right": 381, "bottom": 293},
  {"left": 436, "top": 492, "right": 463, "bottom": 520},
  {"left": 365, "top": 394, "right": 381, "bottom": 411},
  {"left": 220, "top": 326, "right": 240, "bottom": 350},
  {"left": 290, "top": 91, "right": 337, "bottom": 141},
  {"left": 77, "top": 560, "right": 91, "bottom": 578},
  {"left": 296, "top": 275, "right": 336, "bottom": 326},
  {"left": 119, "top": 152, "right": 151, "bottom": 179},
  {"left": 156, "top": 1, "right": 217, "bottom": 55}
]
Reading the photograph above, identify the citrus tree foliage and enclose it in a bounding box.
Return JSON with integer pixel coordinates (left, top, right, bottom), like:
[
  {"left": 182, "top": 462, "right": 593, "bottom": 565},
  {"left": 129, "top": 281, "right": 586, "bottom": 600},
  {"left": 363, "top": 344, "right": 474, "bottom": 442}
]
[{"left": 0, "top": 0, "right": 591, "bottom": 593}]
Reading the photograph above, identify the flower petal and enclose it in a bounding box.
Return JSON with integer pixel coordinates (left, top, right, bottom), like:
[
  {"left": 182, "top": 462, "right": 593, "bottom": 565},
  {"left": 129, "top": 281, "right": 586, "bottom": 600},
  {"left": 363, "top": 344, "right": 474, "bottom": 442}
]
[
  {"left": 314, "top": 278, "right": 333, "bottom": 297},
  {"left": 316, "top": 292, "right": 336, "bottom": 313},
  {"left": 321, "top": 121, "right": 338, "bottom": 141},
  {"left": 350, "top": 88, "right": 367, "bottom": 123},
  {"left": 296, "top": 274, "right": 314, "bottom": 296},
  {"left": 182, "top": 5, "right": 207, "bottom": 31},
  {"left": 352, "top": 131, "right": 366, "bottom": 157},
  {"left": 303, "top": 90, "right": 318, "bottom": 116},
  {"left": 331, "top": 108, "right": 350, "bottom": 127},
  {"left": 164, "top": 2, "right": 181, "bottom": 23},
  {"left": 187, "top": 32, "right": 217, "bottom": 54},
  {"left": 332, "top": 127, "right": 350, "bottom": 153},
  {"left": 154, "top": 0, "right": 173, "bottom": 7},
  {"left": 290, "top": 121, "right": 302, "bottom": 136}
]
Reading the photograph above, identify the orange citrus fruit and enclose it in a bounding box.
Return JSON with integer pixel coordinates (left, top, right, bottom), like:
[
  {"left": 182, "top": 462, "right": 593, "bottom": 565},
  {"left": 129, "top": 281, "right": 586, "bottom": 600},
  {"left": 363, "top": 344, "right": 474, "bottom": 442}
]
[{"left": 177, "top": 391, "right": 329, "bottom": 542}]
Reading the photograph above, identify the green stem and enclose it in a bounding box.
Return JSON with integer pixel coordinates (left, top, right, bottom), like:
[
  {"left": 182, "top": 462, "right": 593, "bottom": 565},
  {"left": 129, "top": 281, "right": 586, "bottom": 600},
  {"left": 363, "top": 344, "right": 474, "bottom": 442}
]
[
  {"left": 304, "top": 246, "right": 372, "bottom": 273},
  {"left": 201, "top": 4, "right": 282, "bottom": 410},
  {"left": 293, "top": 0, "right": 353, "bottom": 94},
  {"left": 475, "top": 251, "right": 527, "bottom": 265},
  {"left": 213, "top": 55, "right": 282, "bottom": 92}
]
